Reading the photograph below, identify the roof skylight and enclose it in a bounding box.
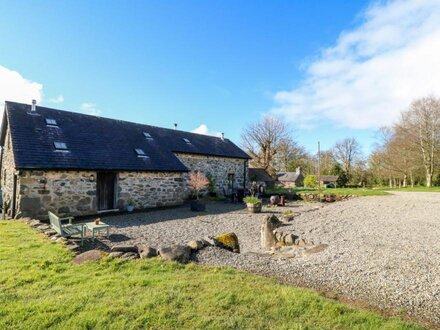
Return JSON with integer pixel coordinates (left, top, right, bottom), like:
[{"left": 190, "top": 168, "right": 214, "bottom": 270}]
[
  {"left": 143, "top": 132, "right": 153, "bottom": 139},
  {"left": 135, "top": 148, "right": 149, "bottom": 158},
  {"left": 46, "top": 118, "right": 58, "bottom": 126},
  {"left": 54, "top": 142, "right": 68, "bottom": 150},
  {"left": 183, "top": 138, "right": 191, "bottom": 144}
]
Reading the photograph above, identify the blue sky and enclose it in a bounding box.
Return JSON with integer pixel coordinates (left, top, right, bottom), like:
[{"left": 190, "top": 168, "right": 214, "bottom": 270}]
[{"left": 1, "top": 1, "right": 440, "bottom": 155}]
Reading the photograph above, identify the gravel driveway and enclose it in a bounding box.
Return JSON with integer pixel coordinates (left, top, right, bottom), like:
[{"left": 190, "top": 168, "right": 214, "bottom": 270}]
[{"left": 98, "top": 192, "right": 440, "bottom": 327}]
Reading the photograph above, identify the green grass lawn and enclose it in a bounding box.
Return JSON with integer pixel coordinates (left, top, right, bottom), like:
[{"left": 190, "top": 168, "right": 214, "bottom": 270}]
[
  {"left": 377, "top": 186, "right": 440, "bottom": 192},
  {"left": 0, "top": 221, "right": 421, "bottom": 329}
]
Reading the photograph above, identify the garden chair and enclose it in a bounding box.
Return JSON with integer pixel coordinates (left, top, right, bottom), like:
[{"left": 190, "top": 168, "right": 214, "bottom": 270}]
[{"left": 48, "top": 211, "right": 85, "bottom": 246}]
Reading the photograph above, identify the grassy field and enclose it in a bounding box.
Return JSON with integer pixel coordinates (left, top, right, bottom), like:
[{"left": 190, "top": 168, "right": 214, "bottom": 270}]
[
  {"left": 378, "top": 186, "right": 440, "bottom": 192},
  {"left": 0, "top": 221, "right": 421, "bottom": 329}
]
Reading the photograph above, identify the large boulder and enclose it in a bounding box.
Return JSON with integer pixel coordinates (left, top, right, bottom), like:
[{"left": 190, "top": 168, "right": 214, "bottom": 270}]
[
  {"left": 158, "top": 245, "right": 191, "bottom": 263},
  {"left": 111, "top": 245, "right": 138, "bottom": 253},
  {"left": 213, "top": 232, "right": 240, "bottom": 253},
  {"left": 187, "top": 240, "right": 205, "bottom": 251},
  {"left": 136, "top": 244, "right": 157, "bottom": 259},
  {"left": 261, "top": 214, "right": 282, "bottom": 249},
  {"left": 73, "top": 249, "right": 104, "bottom": 264}
]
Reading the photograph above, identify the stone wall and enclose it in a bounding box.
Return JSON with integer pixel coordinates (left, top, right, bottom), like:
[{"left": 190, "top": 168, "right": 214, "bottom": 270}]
[
  {"left": 175, "top": 153, "right": 248, "bottom": 192},
  {"left": 1, "top": 128, "right": 17, "bottom": 215},
  {"left": 117, "top": 171, "right": 186, "bottom": 210},
  {"left": 15, "top": 170, "right": 188, "bottom": 219},
  {"left": 17, "top": 170, "right": 97, "bottom": 219}
]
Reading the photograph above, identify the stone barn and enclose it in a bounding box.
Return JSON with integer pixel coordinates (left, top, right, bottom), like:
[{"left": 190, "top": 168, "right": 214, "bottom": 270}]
[{"left": 0, "top": 101, "right": 250, "bottom": 219}]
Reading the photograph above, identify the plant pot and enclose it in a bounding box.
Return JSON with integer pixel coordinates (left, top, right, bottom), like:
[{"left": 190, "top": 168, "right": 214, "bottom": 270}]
[
  {"left": 247, "top": 203, "right": 262, "bottom": 213},
  {"left": 127, "top": 205, "right": 135, "bottom": 212},
  {"left": 190, "top": 200, "right": 206, "bottom": 212}
]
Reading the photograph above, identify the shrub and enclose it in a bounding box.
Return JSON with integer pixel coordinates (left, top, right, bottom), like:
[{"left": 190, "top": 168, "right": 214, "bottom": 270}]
[
  {"left": 188, "top": 171, "right": 209, "bottom": 200},
  {"left": 243, "top": 196, "right": 261, "bottom": 204},
  {"left": 304, "top": 175, "right": 317, "bottom": 188}
]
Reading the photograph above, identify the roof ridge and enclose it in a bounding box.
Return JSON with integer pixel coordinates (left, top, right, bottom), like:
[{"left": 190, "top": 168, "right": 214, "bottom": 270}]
[{"left": 5, "top": 100, "right": 231, "bottom": 142}]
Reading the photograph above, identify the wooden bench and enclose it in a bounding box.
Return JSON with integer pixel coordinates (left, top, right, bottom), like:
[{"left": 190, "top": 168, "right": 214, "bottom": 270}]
[{"left": 48, "top": 211, "right": 84, "bottom": 246}]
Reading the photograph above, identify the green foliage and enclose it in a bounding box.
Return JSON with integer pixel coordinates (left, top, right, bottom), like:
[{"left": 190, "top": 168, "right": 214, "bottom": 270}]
[
  {"left": 330, "top": 163, "right": 349, "bottom": 187},
  {"left": 304, "top": 175, "right": 318, "bottom": 188},
  {"left": 0, "top": 221, "right": 419, "bottom": 329},
  {"left": 206, "top": 174, "right": 216, "bottom": 193},
  {"left": 243, "top": 196, "right": 261, "bottom": 204},
  {"left": 127, "top": 198, "right": 135, "bottom": 206}
]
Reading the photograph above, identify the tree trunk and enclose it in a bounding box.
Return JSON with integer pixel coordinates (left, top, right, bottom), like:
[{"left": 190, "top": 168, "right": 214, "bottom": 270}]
[
  {"left": 389, "top": 177, "right": 393, "bottom": 188},
  {"left": 402, "top": 174, "right": 407, "bottom": 188},
  {"left": 426, "top": 172, "right": 432, "bottom": 187}
]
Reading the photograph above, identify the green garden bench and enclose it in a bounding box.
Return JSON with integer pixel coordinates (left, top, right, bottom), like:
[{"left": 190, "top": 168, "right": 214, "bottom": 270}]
[{"left": 48, "top": 211, "right": 85, "bottom": 246}]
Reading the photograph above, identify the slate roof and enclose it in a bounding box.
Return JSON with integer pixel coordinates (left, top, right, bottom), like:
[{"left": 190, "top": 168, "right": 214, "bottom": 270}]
[
  {"left": 248, "top": 168, "right": 275, "bottom": 182},
  {"left": 1, "top": 101, "right": 250, "bottom": 172},
  {"left": 319, "top": 175, "right": 338, "bottom": 182},
  {"left": 277, "top": 172, "right": 301, "bottom": 182}
]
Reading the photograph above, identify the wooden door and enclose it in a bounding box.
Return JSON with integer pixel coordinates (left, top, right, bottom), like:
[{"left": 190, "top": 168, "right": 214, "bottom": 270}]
[{"left": 97, "top": 172, "right": 116, "bottom": 210}]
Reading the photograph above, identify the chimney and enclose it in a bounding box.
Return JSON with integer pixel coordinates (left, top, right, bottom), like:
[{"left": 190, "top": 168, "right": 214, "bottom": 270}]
[
  {"left": 31, "top": 99, "right": 36, "bottom": 112},
  {"left": 174, "top": 123, "right": 177, "bottom": 130},
  {"left": 221, "top": 132, "right": 225, "bottom": 141}
]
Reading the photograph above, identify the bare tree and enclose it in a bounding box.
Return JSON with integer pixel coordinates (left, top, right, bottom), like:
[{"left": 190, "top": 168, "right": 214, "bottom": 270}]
[
  {"left": 333, "top": 137, "right": 362, "bottom": 180},
  {"left": 397, "top": 96, "right": 440, "bottom": 187},
  {"left": 241, "top": 115, "right": 291, "bottom": 175},
  {"left": 274, "top": 139, "right": 306, "bottom": 172}
]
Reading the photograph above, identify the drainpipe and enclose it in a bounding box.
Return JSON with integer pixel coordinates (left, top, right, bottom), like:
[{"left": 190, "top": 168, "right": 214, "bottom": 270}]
[
  {"left": 12, "top": 173, "right": 17, "bottom": 218},
  {"left": 243, "top": 160, "right": 247, "bottom": 190}
]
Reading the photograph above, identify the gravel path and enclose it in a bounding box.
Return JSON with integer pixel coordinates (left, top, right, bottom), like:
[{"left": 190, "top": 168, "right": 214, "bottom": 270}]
[{"left": 98, "top": 192, "right": 440, "bottom": 326}]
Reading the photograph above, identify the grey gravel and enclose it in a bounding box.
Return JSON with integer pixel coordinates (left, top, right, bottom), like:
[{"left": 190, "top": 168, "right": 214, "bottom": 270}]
[{"left": 98, "top": 193, "right": 440, "bottom": 326}]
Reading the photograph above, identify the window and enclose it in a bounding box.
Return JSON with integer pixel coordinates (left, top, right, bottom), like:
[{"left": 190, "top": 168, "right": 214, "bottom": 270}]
[
  {"left": 46, "top": 118, "right": 58, "bottom": 126},
  {"left": 135, "top": 148, "right": 149, "bottom": 158},
  {"left": 227, "top": 173, "right": 235, "bottom": 189},
  {"left": 183, "top": 138, "right": 191, "bottom": 144},
  {"left": 143, "top": 132, "right": 153, "bottom": 140},
  {"left": 54, "top": 142, "right": 68, "bottom": 150}
]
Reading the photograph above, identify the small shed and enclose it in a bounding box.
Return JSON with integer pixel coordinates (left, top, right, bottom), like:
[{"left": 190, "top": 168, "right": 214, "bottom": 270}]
[
  {"left": 318, "top": 175, "right": 339, "bottom": 187},
  {"left": 277, "top": 167, "right": 304, "bottom": 188},
  {"left": 248, "top": 168, "right": 275, "bottom": 188}
]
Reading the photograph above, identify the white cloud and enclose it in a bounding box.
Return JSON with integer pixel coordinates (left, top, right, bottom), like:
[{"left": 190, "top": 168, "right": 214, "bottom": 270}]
[
  {"left": 272, "top": 0, "right": 440, "bottom": 129},
  {"left": 0, "top": 65, "right": 43, "bottom": 111},
  {"left": 191, "top": 124, "right": 222, "bottom": 137},
  {"left": 80, "top": 102, "right": 101, "bottom": 116},
  {"left": 49, "top": 95, "right": 64, "bottom": 104}
]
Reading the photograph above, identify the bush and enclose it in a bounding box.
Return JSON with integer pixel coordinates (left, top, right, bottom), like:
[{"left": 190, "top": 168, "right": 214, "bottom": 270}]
[
  {"left": 243, "top": 196, "right": 261, "bottom": 204},
  {"left": 304, "top": 175, "right": 317, "bottom": 188}
]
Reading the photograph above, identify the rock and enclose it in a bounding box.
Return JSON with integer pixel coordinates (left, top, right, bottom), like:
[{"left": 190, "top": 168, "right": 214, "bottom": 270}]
[
  {"left": 56, "top": 237, "right": 67, "bottom": 243},
  {"left": 284, "top": 233, "right": 298, "bottom": 246},
  {"left": 303, "top": 244, "right": 329, "bottom": 256},
  {"left": 29, "top": 220, "right": 41, "bottom": 227},
  {"left": 35, "top": 224, "right": 50, "bottom": 231},
  {"left": 213, "top": 232, "right": 240, "bottom": 253},
  {"left": 121, "top": 252, "right": 139, "bottom": 259},
  {"left": 136, "top": 244, "right": 157, "bottom": 258},
  {"left": 111, "top": 245, "right": 138, "bottom": 253},
  {"left": 187, "top": 240, "right": 204, "bottom": 251},
  {"left": 281, "top": 214, "right": 295, "bottom": 222},
  {"left": 202, "top": 237, "right": 215, "bottom": 246},
  {"left": 44, "top": 229, "right": 58, "bottom": 236},
  {"left": 261, "top": 214, "right": 282, "bottom": 249},
  {"left": 158, "top": 245, "right": 191, "bottom": 263},
  {"left": 108, "top": 252, "right": 124, "bottom": 258},
  {"left": 73, "top": 249, "right": 104, "bottom": 264},
  {"left": 66, "top": 243, "right": 80, "bottom": 251},
  {"left": 295, "top": 238, "right": 306, "bottom": 247}
]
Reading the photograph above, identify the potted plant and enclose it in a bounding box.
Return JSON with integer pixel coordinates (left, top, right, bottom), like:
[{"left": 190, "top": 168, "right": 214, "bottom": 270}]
[
  {"left": 189, "top": 171, "right": 209, "bottom": 211},
  {"left": 243, "top": 196, "right": 262, "bottom": 213},
  {"left": 207, "top": 174, "right": 217, "bottom": 197},
  {"left": 127, "top": 198, "right": 135, "bottom": 212}
]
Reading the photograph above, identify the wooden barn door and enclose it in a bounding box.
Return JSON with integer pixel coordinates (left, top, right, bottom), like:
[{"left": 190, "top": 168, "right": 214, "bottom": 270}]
[{"left": 97, "top": 172, "right": 116, "bottom": 210}]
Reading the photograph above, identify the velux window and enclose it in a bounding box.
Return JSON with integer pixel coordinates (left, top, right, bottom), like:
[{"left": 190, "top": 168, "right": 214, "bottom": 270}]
[
  {"left": 46, "top": 118, "right": 58, "bottom": 126},
  {"left": 54, "top": 142, "right": 68, "bottom": 150},
  {"left": 183, "top": 138, "right": 191, "bottom": 144},
  {"left": 143, "top": 132, "right": 153, "bottom": 140},
  {"left": 135, "top": 148, "right": 149, "bottom": 158}
]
